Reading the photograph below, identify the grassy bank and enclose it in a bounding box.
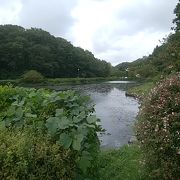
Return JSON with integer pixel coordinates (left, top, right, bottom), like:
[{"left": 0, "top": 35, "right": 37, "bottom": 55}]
[
  {"left": 126, "top": 82, "right": 155, "bottom": 99},
  {"left": 47, "top": 77, "right": 121, "bottom": 85},
  {"left": 0, "top": 77, "right": 124, "bottom": 86},
  {"left": 97, "top": 144, "right": 147, "bottom": 180}
]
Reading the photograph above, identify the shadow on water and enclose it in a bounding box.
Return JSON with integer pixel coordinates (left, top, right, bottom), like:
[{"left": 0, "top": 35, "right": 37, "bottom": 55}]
[{"left": 24, "top": 81, "right": 139, "bottom": 149}]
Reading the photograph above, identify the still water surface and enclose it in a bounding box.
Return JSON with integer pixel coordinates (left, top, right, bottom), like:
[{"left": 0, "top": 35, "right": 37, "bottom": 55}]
[{"left": 30, "top": 81, "right": 139, "bottom": 148}]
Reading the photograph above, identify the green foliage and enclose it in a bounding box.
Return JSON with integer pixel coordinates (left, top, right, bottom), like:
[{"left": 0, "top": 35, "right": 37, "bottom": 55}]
[
  {"left": 97, "top": 145, "right": 147, "bottom": 180},
  {"left": 0, "top": 25, "right": 111, "bottom": 79},
  {"left": 136, "top": 73, "right": 180, "bottom": 179},
  {"left": 22, "top": 70, "right": 44, "bottom": 83},
  {"left": 0, "top": 85, "right": 24, "bottom": 111},
  {"left": 0, "top": 129, "right": 75, "bottom": 180},
  {"left": 173, "top": 0, "right": 180, "bottom": 32},
  {"left": 0, "top": 86, "right": 101, "bottom": 179}
]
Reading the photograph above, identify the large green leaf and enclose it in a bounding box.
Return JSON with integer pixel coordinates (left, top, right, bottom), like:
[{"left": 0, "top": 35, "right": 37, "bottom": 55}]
[
  {"left": 85, "top": 123, "right": 95, "bottom": 129},
  {"left": 0, "top": 120, "right": 5, "bottom": 129},
  {"left": 18, "top": 99, "right": 25, "bottom": 107},
  {"left": 4, "top": 118, "right": 12, "bottom": 127},
  {"left": 55, "top": 108, "right": 64, "bottom": 117},
  {"left": 46, "top": 117, "right": 59, "bottom": 135},
  {"left": 58, "top": 117, "right": 71, "bottom": 130},
  {"left": 6, "top": 106, "right": 16, "bottom": 117},
  {"left": 71, "top": 109, "right": 80, "bottom": 116},
  {"left": 78, "top": 111, "right": 86, "bottom": 119},
  {"left": 25, "top": 113, "right": 37, "bottom": 118},
  {"left": 58, "top": 133, "right": 72, "bottom": 149},
  {"left": 77, "top": 124, "right": 89, "bottom": 136},
  {"left": 15, "top": 107, "right": 23, "bottom": 118},
  {"left": 78, "top": 157, "right": 91, "bottom": 173},
  {"left": 59, "top": 93, "right": 68, "bottom": 99},
  {"left": 73, "top": 116, "right": 82, "bottom": 123},
  {"left": 82, "top": 151, "right": 93, "bottom": 160},
  {"left": 49, "top": 93, "right": 61, "bottom": 102},
  {"left": 29, "top": 91, "right": 36, "bottom": 98},
  {"left": 72, "top": 134, "right": 84, "bottom": 151},
  {"left": 87, "top": 115, "right": 97, "bottom": 124}
]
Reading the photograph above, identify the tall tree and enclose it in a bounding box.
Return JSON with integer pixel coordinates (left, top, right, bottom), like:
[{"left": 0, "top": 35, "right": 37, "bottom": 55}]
[
  {"left": 0, "top": 25, "right": 111, "bottom": 79},
  {"left": 173, "top": 0, "right": 180, "bottom": 31}
]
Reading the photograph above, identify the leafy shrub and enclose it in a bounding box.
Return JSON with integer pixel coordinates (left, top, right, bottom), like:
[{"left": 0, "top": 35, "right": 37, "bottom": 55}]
[
  {"left": 22, "top": 70, "right": 44, "bottom": 83},
  {"left": 0, "top": 129, "right": 75, "bottom": 179},
  {"left": 0, "top": 85, "right": 25, "bottom": 111},
  {"left": 136, "top": 73, "right": 180, "bottom": 179},
  {"left": 0, "top": 86, "right": 101, "bottom": 179}
]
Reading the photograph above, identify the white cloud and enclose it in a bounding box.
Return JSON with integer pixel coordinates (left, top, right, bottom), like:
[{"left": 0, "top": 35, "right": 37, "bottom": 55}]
[
  {"left": 95, "top": 30, "right": 167, "bottom": 65},
  {"left": 71, "top": 0, "right": 178, "bottom": 65},
  {"left": 19, "top": 0, "right": 77, "bottom": 38},
  {"left": 0, "top": 0, "right": 22, "bottom": 24}
]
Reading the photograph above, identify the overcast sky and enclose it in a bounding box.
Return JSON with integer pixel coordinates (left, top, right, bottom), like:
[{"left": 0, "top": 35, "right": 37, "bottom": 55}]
[{"left": 0, "top": 0, "right": 178, "bottom": 65}]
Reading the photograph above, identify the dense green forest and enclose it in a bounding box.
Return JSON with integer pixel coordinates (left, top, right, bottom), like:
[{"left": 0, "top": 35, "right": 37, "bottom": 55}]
[
  {"left": 0, "top": 25, "right": 111, "bottom": 79},
  {"left": 113, "top": 1, "right": 180, "bottom": 81}
]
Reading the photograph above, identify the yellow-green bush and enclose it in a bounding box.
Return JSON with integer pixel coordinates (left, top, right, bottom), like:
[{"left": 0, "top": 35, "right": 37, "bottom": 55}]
[
  {"left": 22, "top": 70, "right": 44, "bottom": 83},
  {"left": 0, "top": 129, "right": 75, "bottom": 180},
  {"left": 136, "top": 73, "right": 180, "bottom": 179}
]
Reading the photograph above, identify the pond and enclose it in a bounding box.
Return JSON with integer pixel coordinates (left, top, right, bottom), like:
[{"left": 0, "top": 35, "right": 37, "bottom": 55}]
[{"left": 27, "top": 81, "right": 139, "bottom": 149}]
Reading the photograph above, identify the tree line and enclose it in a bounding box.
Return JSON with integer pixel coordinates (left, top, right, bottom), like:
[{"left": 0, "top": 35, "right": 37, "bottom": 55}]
[{"left": 0, "top": 25, "right": 111, "bottom": 79}]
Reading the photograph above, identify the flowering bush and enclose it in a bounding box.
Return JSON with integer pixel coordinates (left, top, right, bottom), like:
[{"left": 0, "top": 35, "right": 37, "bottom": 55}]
[{"left": 136, "top": 73, "right": 180, "bottom": 179}]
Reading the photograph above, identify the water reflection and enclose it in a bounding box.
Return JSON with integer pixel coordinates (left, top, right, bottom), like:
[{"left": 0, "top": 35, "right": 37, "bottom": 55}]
[
  {"left": 91, "top": 87, "right": 139, "bottom": 149},
  {"left": 49, "top": 82, "right": 137, "bottom": 94}
]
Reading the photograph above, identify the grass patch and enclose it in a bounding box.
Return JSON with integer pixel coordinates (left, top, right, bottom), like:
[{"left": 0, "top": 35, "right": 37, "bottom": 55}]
[
  {"left": 47, "top": 77, "right": 121, "bottom": 85},
  {"left": 97, "top": 145, "right": 148, "bottom": 180},
  {"left": 0, "top": 77, "right": 121, "bottom": 86},
  {"left": 126, "top": 82, "right": 155, "bottom": 99},
  {"left": 0, "top": 79, "right": 18, "bottom": 85}
]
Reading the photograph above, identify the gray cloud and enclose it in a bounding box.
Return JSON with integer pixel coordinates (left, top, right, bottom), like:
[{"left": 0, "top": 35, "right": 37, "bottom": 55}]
[
  {"left": 118, "top": 0, "right": 177, "bottom": 33},
  {"left": 19, "top": 0, "right": 77, "bottom": 37}
]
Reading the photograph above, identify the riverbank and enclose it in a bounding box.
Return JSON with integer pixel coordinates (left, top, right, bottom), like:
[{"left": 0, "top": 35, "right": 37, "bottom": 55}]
[
  {"left": 126, "top": 81, "right": 155, "bottom": 100},
  {"left": 0, "top": 77, "right": 131, "bottom": 86}
]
